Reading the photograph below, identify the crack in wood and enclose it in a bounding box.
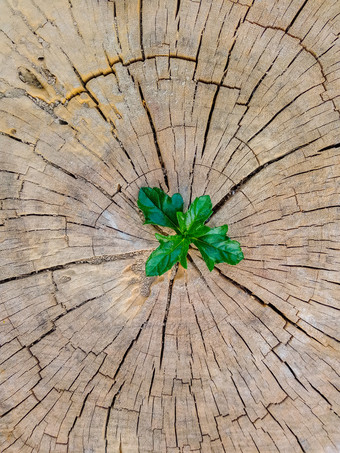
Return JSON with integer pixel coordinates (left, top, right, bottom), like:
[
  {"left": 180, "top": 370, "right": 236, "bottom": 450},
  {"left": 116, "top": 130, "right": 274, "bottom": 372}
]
[
  {"left": 211, "top": 140, "right": 338, "bottom": 217},
  {"left": 137, "top": 82, "right": 169, "bottom": 190},
  {"left": 139, "top": 0, "right": 145, "bottom": 60},
  {"left": 159, "top": 265, "right": 178, "bottom": 369},
  {"left": 0, "top": 250, "right": 150, "bottom": 285}
]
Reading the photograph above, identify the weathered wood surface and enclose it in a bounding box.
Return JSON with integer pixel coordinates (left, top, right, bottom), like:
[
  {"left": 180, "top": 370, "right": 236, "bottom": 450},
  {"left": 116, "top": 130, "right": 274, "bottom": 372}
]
[{"left": 0, "top": 0, "right": 340, "bottom": 451}]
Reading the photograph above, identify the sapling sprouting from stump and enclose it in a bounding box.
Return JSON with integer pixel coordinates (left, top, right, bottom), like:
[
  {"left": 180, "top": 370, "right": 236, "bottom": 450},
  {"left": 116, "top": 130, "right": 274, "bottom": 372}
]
[{"left": 138, "top": 187, "right": 244, "bottom": 276}]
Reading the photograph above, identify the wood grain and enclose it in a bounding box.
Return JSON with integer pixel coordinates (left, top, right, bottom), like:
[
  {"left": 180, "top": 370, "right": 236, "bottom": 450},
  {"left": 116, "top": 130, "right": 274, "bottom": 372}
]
[{"left": 0, "top": 0, "right": 339, "bottom": 451}]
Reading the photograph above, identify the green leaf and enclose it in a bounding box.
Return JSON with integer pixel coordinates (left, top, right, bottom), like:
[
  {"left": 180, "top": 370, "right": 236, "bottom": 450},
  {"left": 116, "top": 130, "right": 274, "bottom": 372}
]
[
  {"left": 139, "top": 188, "right": 244, "bottom": 276},
  {"left": 192, "top": 225, "right": 244, "bottom": 271},
  {"left": 138, "top": 187, "right": 184, "bottom": 231},
  {"left": 145, "top": 234, "right": 190, "bottom": 276},
  {"left": 177, "top": 195, "right": 212, "bottom": 235}
]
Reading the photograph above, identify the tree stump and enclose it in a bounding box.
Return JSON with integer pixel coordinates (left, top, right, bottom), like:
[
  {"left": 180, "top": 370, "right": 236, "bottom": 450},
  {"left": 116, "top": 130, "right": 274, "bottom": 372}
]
[{"left": 1, "top": 0, "right": 339, "bottom": 452}]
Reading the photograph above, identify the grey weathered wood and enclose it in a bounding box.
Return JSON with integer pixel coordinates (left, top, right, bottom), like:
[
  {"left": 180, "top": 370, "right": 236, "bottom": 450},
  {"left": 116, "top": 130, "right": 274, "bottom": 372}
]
[{"left": 0, "top": 0, "right": 340, "bottom": 451}]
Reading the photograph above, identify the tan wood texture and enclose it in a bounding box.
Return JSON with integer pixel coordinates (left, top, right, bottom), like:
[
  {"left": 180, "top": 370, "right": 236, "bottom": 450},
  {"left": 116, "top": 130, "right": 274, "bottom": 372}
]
[{"left": 1, "top": 0, "right": 340, "bottom": 452}]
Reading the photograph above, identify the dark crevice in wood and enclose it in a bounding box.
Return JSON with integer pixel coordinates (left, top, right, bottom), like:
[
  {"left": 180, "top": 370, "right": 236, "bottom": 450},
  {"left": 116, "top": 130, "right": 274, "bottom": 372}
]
[
  {"left": 60, "top": 53, "right": 257, "bottom": 105},
  {"left": 211, "top": 348, "right": 221, "bottom": 370},
  {"left": 113, "top": 1, "right": 123, "bottom": 53},
  {"left": 200, "top": 21, "right": 239, "bottom": 159},
  {"left": 245, "top": 17, "right": 340, "bottom": 115},
  {"left": 137, "top": 82, "right": 169, "bottom": 190},
  {"left": 4, "top": 211, "right": 68, "bottom": 220},
  {"left": 285, "top": 0, "right": 309, "bottom": 33},
  {"left": 242, "top": 0, "right": 255, "bottom": 22},
  {"left": 139, "top": 0, "right": 145, "bottom": 60},
  {"left": 192, "top": 31, "right": 204, "bottom": 81},
  {"left": 68, "top": 388, "right": 93, "bottom": 439},
  {"left": 200, "top": 85, "right": 219, "bottom": 158},
  {"left": 110, "top": 128, "right": 140, "bottom": 178},
  {"left": 0, "top": 264, "right": 74, "bottom": 285},
  {"left": 198, "top": 80, "right": 241, "bottom": 89},
  {"left": 175, "top": 0, "right": 180, "bottom": 19},
  {"left": 34, "top": 149, "right": 77, "bottom": 184},
  {"left": 237, "top": 52, "right": 280, "bottom": 107},
  {"left": 67, "top": 0, "right": 85, "bottom": 44},
  {"left": 213, "top": 266, "right": 266, "bottom": 305},
  {"left": 246, "top": 83, "right": 323, "bottom": 143},
  {"left": 223, "top": 23, "right": 239, "bottom": 73},
  {"left": 174, "top": 396, "right": 178, "bottom": 447},
  {"left": 262, "top": 360, "right": 289, "bottom": 399},
  {"left": 286, "top": 425, "right": 307, "bottom": 452},
  {"left": 268, "top": 303, "right": 323, "bottom": 345},
  {"left": 219, "top": 141, "right": 252, "bottom": 175},
  {"left": 230, "top": 374, "right": 246, "bottom": 409},
  {"left": 148, "top": 365, "right": 155, "bottom": 399},
  {"left": 312, "top": 142, "right": 340, "bottom": 152},
  {"left": 282, "top": 360, "right": 308, "bottom": 390},
  {"left": 26, "top": 325, "right": 58, "bottom": 349},
  {"left": 0, "top": 250, "right": 150, "bottom": 285},
  {"left": 308, "top": 381, "right": 332, "bottom": 407},
  {"left": 281, "top": 264, "right": 334, "bottom": 272},
  {"left": 189, "top": 144, "right": 199, "bottom": 205},
  {"left": 213, "top": 267, "right": 328, "bottom": 346},
  {"left": 192, "top": 2, "right": 212, "bottom": 81},
  {"left": 190, "top": 387, "right": 204, "bottom": 438},
  {"left": 248, "top": 432, "right": 261, "bottom": 453},
  {"left": 229, "top": 323, "right": 254, "bottom": 356},
  {"left": 185, "top": 282, "right": 208, "bottom": 355},
  {"left": 0, "top": 394, "right": 35, "bottom": 419},
  {"left": 300, "top": 319, "right": 339, "bottom": 345},
  {"left": 187, "top": 254, "right": 215, "bottom": 297},
  {"left": 212, "top": 138, "right": 337, "bottom": 217},
  {"left": 310, "top": 297, "right": 340, "bottom": 312},
  {"left": 101, "top": 223, "right": 153, "bottom": 241},
  {"left": 282, "top": 165, "right": 339, "bottom": 180},
  {"left": 42, "top": 297, "right": 98, "bottom": 331},
  {"left": 104, "top": 381, "right": 125, "bottom": 453},
  {"left": 112, "top": 309, "right": 153, "bottom": 381},
  {"left": 159, "top": 265, "right": 178, "bottom": 369},
  {"left": 68, "top": 61, "right": 117, "bottom": 133},
  {"left": 81, "top": 63, "right": 118, "bottom": 87},
  {"left": 0, "top": 131, "right": 34, "bottom": 146},
  {"left": 122, "top": 53, "right": 196, "bottom": 67}
]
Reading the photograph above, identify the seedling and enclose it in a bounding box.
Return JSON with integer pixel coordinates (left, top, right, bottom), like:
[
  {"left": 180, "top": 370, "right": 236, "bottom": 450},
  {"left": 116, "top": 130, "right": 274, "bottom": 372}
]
[{"left": 138, "top": 187, "right": 244, "bottom": 276}]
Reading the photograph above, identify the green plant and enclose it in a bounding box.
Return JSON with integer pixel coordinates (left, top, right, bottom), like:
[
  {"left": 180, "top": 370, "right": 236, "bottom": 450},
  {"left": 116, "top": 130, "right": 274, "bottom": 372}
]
[{"left": 138, "top": 187, "right": 244, "bottom": 276}]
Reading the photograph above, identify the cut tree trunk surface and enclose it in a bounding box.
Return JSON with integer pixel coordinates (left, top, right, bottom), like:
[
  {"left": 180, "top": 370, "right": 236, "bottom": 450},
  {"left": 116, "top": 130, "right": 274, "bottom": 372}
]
[{"left": 0, "top": 0, "right": 339, "bottom": 452}]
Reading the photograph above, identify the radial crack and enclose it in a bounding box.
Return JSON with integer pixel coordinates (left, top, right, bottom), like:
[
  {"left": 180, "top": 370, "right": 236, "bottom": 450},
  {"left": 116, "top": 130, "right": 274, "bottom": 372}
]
[{"left": 137, "top": 83, "right": 169, "bottom": 190}]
